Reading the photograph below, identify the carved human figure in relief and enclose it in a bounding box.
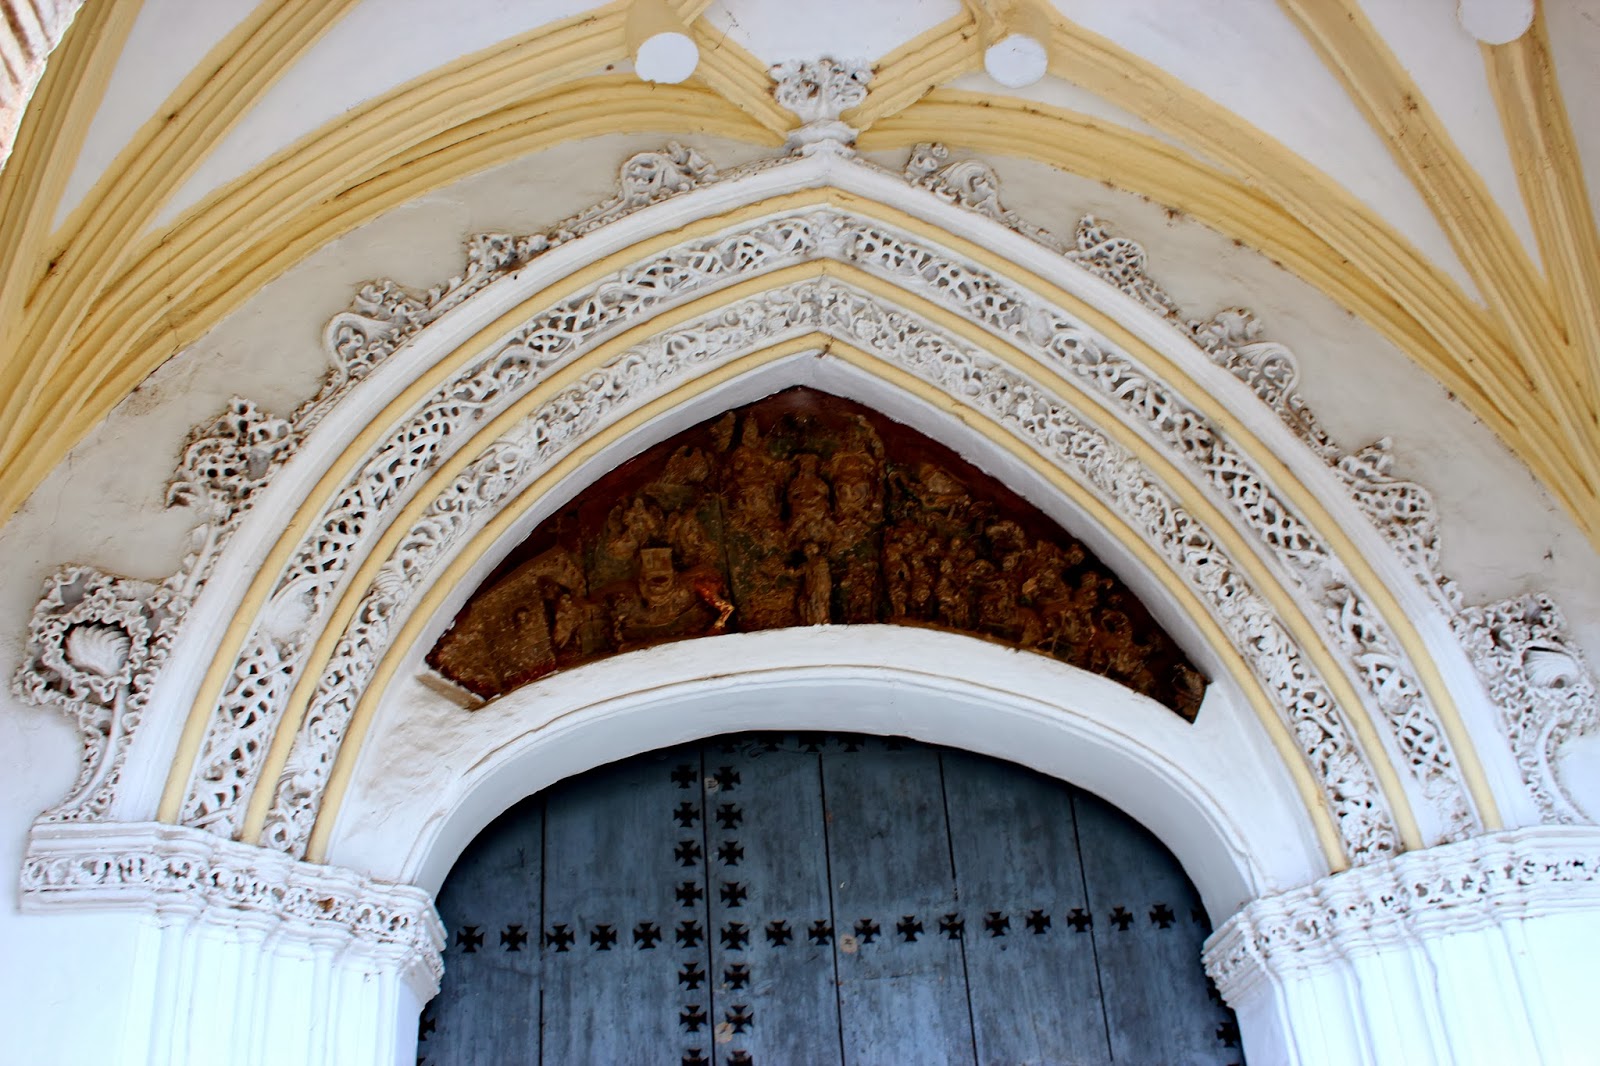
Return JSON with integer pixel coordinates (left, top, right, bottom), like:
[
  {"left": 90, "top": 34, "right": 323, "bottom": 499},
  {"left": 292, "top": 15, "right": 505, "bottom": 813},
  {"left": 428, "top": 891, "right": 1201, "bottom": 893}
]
[
  {"left": 611, "top": 546, "right": 732, "bottom": 649},
  {"left": 787, "top": 454, "right": 834, "bottom": 625},
  {"left": 826, "top": 436, "right": 884, "bottom": 624}
]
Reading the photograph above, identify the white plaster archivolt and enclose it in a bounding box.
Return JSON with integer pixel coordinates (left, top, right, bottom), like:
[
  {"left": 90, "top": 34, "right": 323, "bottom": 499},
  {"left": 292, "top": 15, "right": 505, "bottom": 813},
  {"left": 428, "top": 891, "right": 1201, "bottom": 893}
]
[
  {"left": 14, "top": 138, "right": 1596, "bottom": 909},
  {"left": 145, "top": 176, "right": 1415, "bottom": 863},
  {"left": 261, "top": 276, "right": 1403, "bottom": 864}
]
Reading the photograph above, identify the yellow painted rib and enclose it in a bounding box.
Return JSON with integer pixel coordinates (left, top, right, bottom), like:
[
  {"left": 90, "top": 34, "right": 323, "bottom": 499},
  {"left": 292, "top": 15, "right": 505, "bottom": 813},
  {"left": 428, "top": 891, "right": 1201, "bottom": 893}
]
[
  {"left": 1034, "top": 9, "right": 1600, "bottom": 538},
  {"left": 0, "top": 0, "right": 140, "bottom": 362},
  {"left": 688, "top": 22, "right": 791, "bottom": 135},
  {"left": 65, "top": 81, "right": 775, "bottom": 462},
  {"left": 0, "top": 3, "right": 633, "bottom": 528},
  {"left": 1, "top": 0, "right": 362, "bottom": 475},
  {"left": 3, "top": 1, "right": 1596, "bottom": 555},
  {"left": 858, "top": 94, "right": 1577, "bottom": 484},
  {"left": 1484, "top": 13, "right": 1600, "bottom": 437},
  {"left": 302, "top": 330, "right": 1347, "bottom": 869},
  {"left": 1279, "top": 0, "right": 1597, "bottom": 497},
  {"left": 846, "top": 14, "right": 983, "bottom": 129}
]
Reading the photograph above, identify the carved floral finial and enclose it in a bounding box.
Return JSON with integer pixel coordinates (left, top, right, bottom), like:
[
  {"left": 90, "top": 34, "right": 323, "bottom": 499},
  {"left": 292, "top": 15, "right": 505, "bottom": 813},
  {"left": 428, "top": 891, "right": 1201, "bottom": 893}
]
[{"left": 770, "top": 58, "right": 872, "bottom": 155}]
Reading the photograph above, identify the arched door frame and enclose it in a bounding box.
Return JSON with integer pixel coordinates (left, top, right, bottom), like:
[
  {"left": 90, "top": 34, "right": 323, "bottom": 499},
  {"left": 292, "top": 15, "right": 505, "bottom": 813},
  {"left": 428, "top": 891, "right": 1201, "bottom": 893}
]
[{"left": 15, "top": 137, "right": 1598, "bottom": 1066}]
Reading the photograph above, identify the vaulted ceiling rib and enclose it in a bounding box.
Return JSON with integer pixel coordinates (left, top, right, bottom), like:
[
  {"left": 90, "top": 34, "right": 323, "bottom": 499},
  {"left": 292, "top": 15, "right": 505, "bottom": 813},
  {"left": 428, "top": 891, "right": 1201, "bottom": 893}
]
[{"left": 0, "top": 0, "right": 1597, "bottom": 551}]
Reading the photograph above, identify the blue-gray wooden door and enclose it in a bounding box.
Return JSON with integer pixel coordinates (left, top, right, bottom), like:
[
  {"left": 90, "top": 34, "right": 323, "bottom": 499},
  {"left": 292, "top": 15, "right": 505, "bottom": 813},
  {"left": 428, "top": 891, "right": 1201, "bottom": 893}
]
[{"left": 421, "top": 734, "right": 1243, "bottom": 1065}]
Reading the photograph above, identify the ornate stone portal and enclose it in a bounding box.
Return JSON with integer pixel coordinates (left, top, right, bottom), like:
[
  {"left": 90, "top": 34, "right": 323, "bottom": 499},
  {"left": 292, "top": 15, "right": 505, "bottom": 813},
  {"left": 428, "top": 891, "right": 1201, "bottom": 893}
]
[{"left": 428, "top": 389, "right": 1207, "bottom": 718}]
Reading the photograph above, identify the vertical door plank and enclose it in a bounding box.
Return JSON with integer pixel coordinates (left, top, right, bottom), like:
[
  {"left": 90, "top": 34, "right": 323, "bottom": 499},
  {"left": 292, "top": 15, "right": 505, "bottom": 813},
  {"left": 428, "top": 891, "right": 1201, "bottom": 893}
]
[
  {"left": 422, "top": 796, "right": 543, "bottom": 1066},
  {"left": 703, "top": 736, "right": 843, "bottom": 1066},
  {"left": 1074, "top": 789, "right": 1243, "bottom": 1064},
  {"left": 541, "top": 748, "right": 712, "bottom": 1064},
  {"left": 941, "top": 752, "right": 1113, "bottom": 1066},
  {"left": 825, "top": 738, "right": 975, "bottom": 1066}
]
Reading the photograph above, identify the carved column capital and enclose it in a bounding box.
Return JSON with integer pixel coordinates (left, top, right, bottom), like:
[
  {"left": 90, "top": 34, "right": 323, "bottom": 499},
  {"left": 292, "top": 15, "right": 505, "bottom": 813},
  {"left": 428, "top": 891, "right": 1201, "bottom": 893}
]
[
  {"left": 1203, "top": 826, "right": 1600, "bottom": 1006},
  {"left": 21, "top": 821, "right": 445, "bottom": 999}
]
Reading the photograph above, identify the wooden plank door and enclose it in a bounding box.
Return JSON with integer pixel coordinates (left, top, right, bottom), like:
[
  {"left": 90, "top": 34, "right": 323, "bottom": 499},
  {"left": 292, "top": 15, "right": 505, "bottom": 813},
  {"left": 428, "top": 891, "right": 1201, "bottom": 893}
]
[
  {"left": 824, "top": 737, "right": 976, "bottom": 1065},
  {"left": 1074, "top": 788, "right": 1243, "bottom": 1064},
  {"left": 422, "top": 734, "right": 1244, "bottom": 1065},
  {"left": 941, "top": 749, "right": 1113, "bottom": 1065},
  {"left": 701, "top": 736, "right": 841, "bottom": 1066},
  {"left": 421, "top": 795, "right": 542, "bottom": 1064},
  {"left": 541, "top": 747, "right": 712, "bottom": 1063}
]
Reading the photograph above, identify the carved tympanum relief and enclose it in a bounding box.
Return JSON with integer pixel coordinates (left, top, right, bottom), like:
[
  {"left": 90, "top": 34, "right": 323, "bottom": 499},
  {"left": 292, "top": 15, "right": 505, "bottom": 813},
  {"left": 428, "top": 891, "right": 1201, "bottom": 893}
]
[{"left": 428, "top": 390, "right": 1208, "bottom": 718}]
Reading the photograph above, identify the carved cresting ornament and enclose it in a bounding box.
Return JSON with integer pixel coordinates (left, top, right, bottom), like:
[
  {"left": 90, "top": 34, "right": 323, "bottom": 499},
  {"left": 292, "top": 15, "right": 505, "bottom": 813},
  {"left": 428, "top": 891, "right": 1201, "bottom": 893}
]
[{"left": 428, "top": 389, "right": 1208, "bottom": 719}]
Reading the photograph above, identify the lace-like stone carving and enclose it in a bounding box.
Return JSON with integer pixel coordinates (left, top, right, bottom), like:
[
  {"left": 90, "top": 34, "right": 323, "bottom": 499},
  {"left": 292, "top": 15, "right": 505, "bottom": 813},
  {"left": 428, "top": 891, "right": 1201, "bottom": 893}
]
[
  {"left": 771, "top": 57, "right": 872, "bottom": 153},
  {"left": 260, "top": 275, "right": 1399, "bottom": 863},
  {"left": 13, "top": 396, "right": 296, "bottom": 822},
  {"left": 11, "top": 568, "right": 181, "bottom": 821},
  {"left": 319, "top": 143, "right": 718, "bottom": 387},
  {"left": 259, "top": 282, "right": 829, "bottom": 856},
  {"left": 1203, "top": 826, "right": 1600, "bottom": 1004},
  {"left": 189, "top": 213, "right": 840, "bottom": 836},
  {"left": 1455, "top": 596, "right": 1599, "bottom": 823},
  {"left": 39, "top": 141, "right": 1561, "bottom": 865},
  {"left": 837, "top": 214, "right": 1473, "bottom": 839},
  {"left": 21, "top": 822, "right": 444, "bottom": 995}
]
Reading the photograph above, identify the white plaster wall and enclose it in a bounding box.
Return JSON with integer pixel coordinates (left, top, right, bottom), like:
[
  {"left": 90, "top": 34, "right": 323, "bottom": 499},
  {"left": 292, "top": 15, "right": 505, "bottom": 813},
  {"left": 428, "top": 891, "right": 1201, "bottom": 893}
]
[
  {"left": 1225, "top": 907, "right": 1600, "bottom": 1066},
  {"left": 54, "top": 0, "right": 256, "bottom": 227},
  {"left": 1044, "top": 0, "right": 1480, "bottom": 297},
  {"left": 154, "top": 0, "right": 608, "bottom": 226},
  {"left": 1544, "top": 0, "right": 1600, "bottom": 245},
  {"left": 700, "top": 0, "right": 960, "bottom": 64}
]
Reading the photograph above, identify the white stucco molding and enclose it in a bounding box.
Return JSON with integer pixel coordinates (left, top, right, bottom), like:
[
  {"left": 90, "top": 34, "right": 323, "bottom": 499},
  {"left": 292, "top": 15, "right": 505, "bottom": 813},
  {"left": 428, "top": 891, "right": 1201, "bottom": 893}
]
[
  {"left": 1204, "top": 824, "right": 1600, "bottom": 1003},
  {"left": 20, "top": 820, "right": 445, "bottom": 1001},
  {"left": 1203, "top": 825, "right": 1600, "bottom": 1063},
  {"left": 15, "top": 135, "right": 1596, "bottom": 886}
]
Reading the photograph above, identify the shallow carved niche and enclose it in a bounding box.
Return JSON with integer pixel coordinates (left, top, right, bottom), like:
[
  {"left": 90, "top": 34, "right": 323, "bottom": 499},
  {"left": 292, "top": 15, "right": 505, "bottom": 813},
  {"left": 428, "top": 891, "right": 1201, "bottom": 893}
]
[{"left": 428, "top": 390, "right": 1207, "bottom": 719}]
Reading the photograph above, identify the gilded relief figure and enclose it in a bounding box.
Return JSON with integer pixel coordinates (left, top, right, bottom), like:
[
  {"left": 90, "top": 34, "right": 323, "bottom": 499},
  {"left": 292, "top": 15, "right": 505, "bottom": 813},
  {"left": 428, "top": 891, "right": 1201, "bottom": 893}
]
[{"left": 788, "top": 454, "right": 834, "bottom": 625}]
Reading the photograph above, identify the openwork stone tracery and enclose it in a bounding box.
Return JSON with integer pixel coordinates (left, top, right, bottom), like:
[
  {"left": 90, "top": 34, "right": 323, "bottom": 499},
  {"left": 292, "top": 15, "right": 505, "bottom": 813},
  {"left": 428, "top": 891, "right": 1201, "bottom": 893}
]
[
  {"left": 428, "top": 389, "right": 1207, "bottom": 717},
  {"left": 10, "top": 130, "right": 1596, "bottom": 889}
]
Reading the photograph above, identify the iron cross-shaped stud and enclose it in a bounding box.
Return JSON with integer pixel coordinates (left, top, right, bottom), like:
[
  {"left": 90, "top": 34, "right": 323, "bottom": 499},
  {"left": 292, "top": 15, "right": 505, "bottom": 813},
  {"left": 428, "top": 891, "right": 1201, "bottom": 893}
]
[{"left": 500, "top": 924, "right": 529, "bottom": 951}]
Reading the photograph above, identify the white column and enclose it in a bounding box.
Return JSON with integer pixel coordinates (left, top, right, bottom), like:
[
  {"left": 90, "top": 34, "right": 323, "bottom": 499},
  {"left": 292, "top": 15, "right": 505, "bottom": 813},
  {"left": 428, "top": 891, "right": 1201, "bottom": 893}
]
[
  {"left": 1206, "top": 826, "right": 1600, "bottom": 1066},
  {"left": 20, "top": 821, "right": 443, "bottom": 1066}
]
